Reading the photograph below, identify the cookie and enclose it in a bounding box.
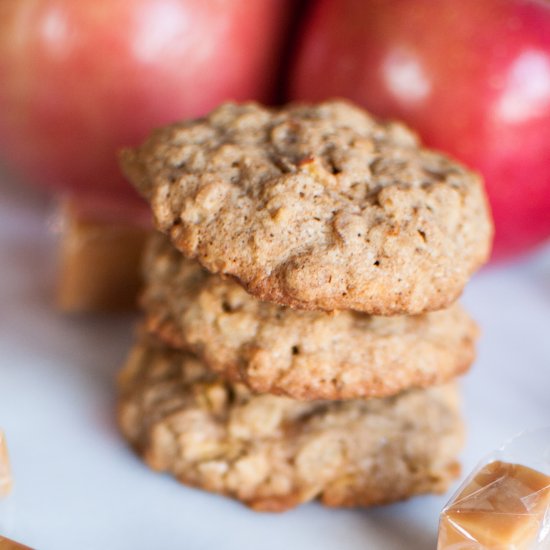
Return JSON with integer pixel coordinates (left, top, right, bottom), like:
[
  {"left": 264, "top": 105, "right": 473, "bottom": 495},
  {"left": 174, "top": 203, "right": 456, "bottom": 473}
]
[
  {"left": 120, "top": 100, "right": 492, "bottom": 315},
  {"left": 141, "top": 233, "right": 478, "bottom": 400},
  {"left": 118, "top": 338, "right": 464, "bottom": 511}
]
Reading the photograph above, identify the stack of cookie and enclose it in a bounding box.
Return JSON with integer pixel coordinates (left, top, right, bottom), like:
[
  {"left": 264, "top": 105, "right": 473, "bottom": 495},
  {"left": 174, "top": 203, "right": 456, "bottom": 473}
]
[{"left": 118, "top": 101, "right": 493, "bottom": 511}]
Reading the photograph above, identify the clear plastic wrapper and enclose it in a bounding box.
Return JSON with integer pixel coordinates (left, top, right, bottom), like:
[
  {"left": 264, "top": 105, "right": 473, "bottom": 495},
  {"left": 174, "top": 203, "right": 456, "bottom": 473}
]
[{"left": 438, "top": 428, "right": 550, "bottom": 549}]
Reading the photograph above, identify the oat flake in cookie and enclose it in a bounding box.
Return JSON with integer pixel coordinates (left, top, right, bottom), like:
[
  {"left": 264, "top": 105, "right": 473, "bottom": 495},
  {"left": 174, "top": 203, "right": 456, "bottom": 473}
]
[
  {"left": 121, "top": 100, "right": 493, "bottom": 315},
  {"left": 118, "top": 339, "right": 464, "bottom": 511},
  {"left": 142, "top": 233, "right": 478, "bottom": 401}
]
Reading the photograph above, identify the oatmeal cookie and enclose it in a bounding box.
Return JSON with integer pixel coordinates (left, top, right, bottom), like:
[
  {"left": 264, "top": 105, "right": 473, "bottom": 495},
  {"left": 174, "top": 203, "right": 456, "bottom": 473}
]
[
  {"left": 121, "top": 100, "right": 492, "bottom": 314},
  {"left": 118, "top": 338, "right": 464, "bottom": 511},
  {"left": 141, "top": 233, "right": 478, "bottom": 400}
]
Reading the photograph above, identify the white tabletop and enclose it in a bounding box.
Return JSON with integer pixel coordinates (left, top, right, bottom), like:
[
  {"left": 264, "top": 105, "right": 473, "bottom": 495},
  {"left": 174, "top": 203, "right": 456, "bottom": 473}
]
[{"left": 0, "top": 181, "right": 549, "bottom": 550}]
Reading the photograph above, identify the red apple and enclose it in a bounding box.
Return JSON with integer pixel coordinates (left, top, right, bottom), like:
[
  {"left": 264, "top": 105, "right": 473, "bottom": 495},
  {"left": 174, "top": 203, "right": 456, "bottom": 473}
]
[
  {"left": 290, "top": 0, "right": 550, "bottom": 259},
  {"left": 0, "top": 0, "right": 291, "bottom": 203}
]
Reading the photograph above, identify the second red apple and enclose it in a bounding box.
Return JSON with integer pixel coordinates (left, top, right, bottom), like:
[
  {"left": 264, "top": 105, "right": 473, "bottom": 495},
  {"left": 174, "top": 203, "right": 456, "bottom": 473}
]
[{"left": 290, "top": 0, "right": 550, "bottom": 259}]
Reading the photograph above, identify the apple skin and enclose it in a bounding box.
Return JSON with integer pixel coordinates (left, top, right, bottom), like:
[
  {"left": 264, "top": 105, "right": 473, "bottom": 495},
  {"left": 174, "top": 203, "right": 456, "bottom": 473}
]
[
  {"left": 0, "top": 0, "right": 291, "bottom": 202},
  {"left": 290, "top": 0, "right": 550, "bottom": 259}
]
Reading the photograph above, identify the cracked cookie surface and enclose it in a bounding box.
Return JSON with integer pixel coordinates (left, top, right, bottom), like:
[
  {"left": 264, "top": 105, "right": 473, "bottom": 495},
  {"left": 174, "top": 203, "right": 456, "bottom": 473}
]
[
  {"left": 118, "top": 338, "right": 463, "bottom": 511},
  {"left": 141, "top": 234, "right": 478, "bottom": 400},
  {"left": 121, "top": 100, "right": 492, "bottom": 314}
]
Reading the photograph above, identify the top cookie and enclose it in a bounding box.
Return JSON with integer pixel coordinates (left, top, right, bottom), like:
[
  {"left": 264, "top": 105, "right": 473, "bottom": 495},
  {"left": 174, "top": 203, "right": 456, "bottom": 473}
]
[{"left": 121, "top": 100, "right": 493, "bottom": 315}]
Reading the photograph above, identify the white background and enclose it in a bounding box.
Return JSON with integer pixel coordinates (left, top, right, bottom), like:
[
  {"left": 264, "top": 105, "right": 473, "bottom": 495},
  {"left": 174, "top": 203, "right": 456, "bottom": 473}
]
[{"left": 0, "top": 181, "right": 549, "bottom": 550}]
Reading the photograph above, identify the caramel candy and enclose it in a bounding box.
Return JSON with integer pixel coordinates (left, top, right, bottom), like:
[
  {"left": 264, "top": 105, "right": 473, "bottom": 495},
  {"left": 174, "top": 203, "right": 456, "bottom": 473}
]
[
  {"left": 56, "top": 197, "right": 150, "bottom": 312},
  {"left": 0, "top": 536, "right": 34, "bottom": 549},
  {"left": 0, "top": 431, "right": 11, "bottom": 497},
  {"left": 438, "top": 460, "right": 550, "bottom": 549}
]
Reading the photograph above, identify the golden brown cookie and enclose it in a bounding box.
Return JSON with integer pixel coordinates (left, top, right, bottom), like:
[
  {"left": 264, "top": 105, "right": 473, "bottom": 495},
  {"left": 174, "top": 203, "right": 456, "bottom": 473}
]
[
  {"left": 141, "top": 233, "right": 478, "bottom": 400},
  {"left": 118, "top": 338, "right": 464, "bottom": 512},
  {"left": 121, "top": 100, "right": 492, "bottom": 315}
]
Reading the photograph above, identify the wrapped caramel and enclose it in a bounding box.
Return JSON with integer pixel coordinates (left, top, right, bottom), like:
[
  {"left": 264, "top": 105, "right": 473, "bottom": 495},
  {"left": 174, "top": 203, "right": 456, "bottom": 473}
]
[
  {"left": 56, "top": 197, "right": 150, "bottom": 312},
  {"left": 0, "top": 431, "right": 11, "bottom": 497},
  {"left": 0, "top": 536, "right": 33, "bottom": 550},
  {"left": 438, "top": 429, "right": 550, "bottom": 550}
]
